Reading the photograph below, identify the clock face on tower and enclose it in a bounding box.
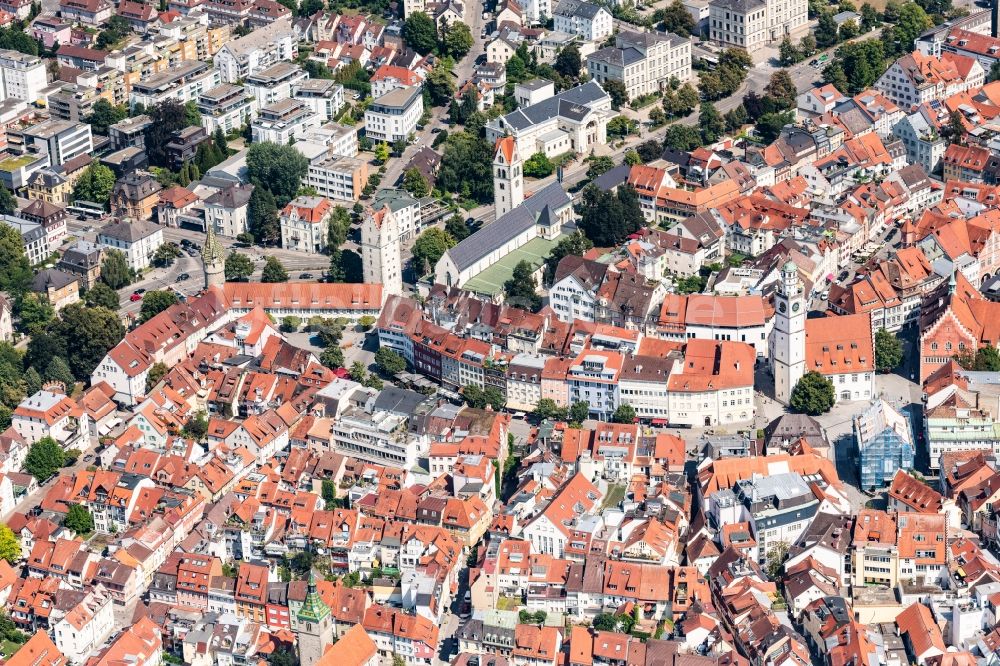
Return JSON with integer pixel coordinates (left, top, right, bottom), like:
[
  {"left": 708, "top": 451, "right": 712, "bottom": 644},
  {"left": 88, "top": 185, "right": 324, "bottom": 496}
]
[
  {"left": 792, "top": 302, "right": 800, "bottom": 312},
  {"left": 778, "top": 302, "right": 787, "bottom": 313}
]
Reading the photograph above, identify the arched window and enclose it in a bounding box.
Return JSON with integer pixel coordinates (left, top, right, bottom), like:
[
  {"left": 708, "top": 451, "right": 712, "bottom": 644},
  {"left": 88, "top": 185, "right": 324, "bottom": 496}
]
[
  {"left": 945, "top": 342, "right": 952, "bottom": 351},
  {"left": 931, "top": 342, "right": 938, "bottom": 351}
]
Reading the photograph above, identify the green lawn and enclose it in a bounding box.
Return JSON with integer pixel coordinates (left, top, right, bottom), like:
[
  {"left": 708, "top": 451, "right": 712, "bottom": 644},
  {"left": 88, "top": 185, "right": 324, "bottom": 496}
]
[
  {"left": 601, "top": 483, "right": 627, "bottom": 510},
  {"left": 2, "top": 640, "right": 24, "bottom": 658},
  {"left": 463, "top": 235, "right": 565, "bottom": 297},
  {"left": 496, "top": 596, "right": 519, "bottom": 611}
]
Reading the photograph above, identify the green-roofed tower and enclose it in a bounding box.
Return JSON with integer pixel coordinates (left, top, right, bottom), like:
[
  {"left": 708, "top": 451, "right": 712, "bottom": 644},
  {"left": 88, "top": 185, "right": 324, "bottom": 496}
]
[
  {"left": 296, "top": 570, "right": 333, "bottom": 666},
  {"left": 202, "top": 222, "right": 225, "bottom": 289}
]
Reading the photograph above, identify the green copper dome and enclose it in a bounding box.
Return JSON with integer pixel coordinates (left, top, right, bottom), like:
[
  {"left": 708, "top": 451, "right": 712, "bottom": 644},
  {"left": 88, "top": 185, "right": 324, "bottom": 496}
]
[{"left": 297, "top": 571, "right": 331, "bottom": 623}]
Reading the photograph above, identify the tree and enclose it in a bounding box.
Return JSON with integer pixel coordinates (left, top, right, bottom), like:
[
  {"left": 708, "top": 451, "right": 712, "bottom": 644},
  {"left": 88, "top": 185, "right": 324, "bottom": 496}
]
[
  {"left": 441, "top": 21, "right": 473, "bottom": 58},
  {"left": 44, "top": 356, "right": 74, "bottom": 388},
  {"left": 946, "top": 109, "right": 966, "bottom": 145},
  {"left": 990, "top": 61, "right": 1000, "bottom": 83},
  {"left": 84, "top": 283, "right": 119, "bottom": 309},
  {"left": 151, "top": 243, "right": 182, "bottom": 268},
  {"left": 569, "top": 401, "right": 590, "bottom": 424},
  {"left": 955, "top": 346, "right": 1000, "bottom": 371},
  {"left": 815, "top": 11, "right": 839, "bottom": 48},
  {"left": 425, "top": 59, "right": 456, "bottom": 106},
  {"left": 603, "top": 79, "right": 629, "bottom": 109},
  {"left": 320, "top": 344, "right": 344, "bottom": 370},
  {"left": 765, "top": 70, "right": 797, "bottom": 110},
  {"left": 437, "top": 131, "right": 494, "bottom": 204},
  {"left": 213, "top": 128, "right": 229, "bottom": 156},
  {"left": 833, "top": 39, "right": 886, "bottom": 93},
  {"left": 755, "top": 111, "right": 794, "bottom": 143},
  {"left": 411, "top": 228, "right": 455, "bottom": 276},
  {"left": 822, "top": 61, "right": 850, "bottom": 93},
  {"left": 23, "top": 367, "right": 40, "bottom": 396},
  {"left": 578, "top": 184, "right": 645, "bottom": 246},
  {"left": 874, "top": 328, "right": 904, "bottom": 372},
  {"left": 888, "top": 4, "right": 931, "bottom": 57},
  {"left": 248, "top": 187, "right": 280, "bottom": 245},
  {"left": 859, "top": 0, "right": 880, "bottom": 28},
  {"left": 374, "top": 142, "right": 390, "bottom": 165},
  {"left": 403, "top": 12, "right": 437, "bottom": 54},
  {"left": 544, "top": 231, "right": 593, "bottom": 284},
  {"left": 504, "top": 260, "right": 541, "bottom": 311},
  {"left": 0, "top": 526, "right": 18, "bottom": 564},
  {"left": 725, "top": 104, "right": 750, "bottom": 131},
  {"left": 85, "top": 99, "right": 127, "bottom": 135},
  {"left": 54, "top": 304, "right": 125, "bottom": 380},
  {"left": 673, "top": 83, "right": 700, "bottom": 116},
  {"left": 660, "top": 0, "right": 696, "bottom": 35},
  {"left": 699, "top": 102, "right": 725, "bottom": 143},
  {"left": 16, "top": 293, "right": 53, "bottom": 336},
  {"left": 612, "top": 403, "right": 636, "bottom": 424},
  {"left": 624, "top": 149, "right": 642, "bottom": 166},
  {"left": 534, "top": 398, "right": 567, "bottom": 421},
  {"left": 24, "top": 436, "right": 65, "bottom": 481},
  {"left": 445, "top": 214, "right": 470, "bottom": 241},
  {"left": 0, "top": 26, "right": 38, "bottom": 56},
  {"left": 146, "top": 361, "right": 168, "bottom": 393},
  {"left": 145, "top": 100, "right": 194, "bottom": 167},
  {"left": 0, "top": 223, "right": 32, "bottom": 294},
  {"left": 183, "top": 410, "right": 208, "bottom": 440},
  {"left": 778, "top": 36, "right": 801, "bottom": 66},
  {"left": 464, "top": 384, "right": 504, "bottom": 409},
  {"left": 607, "top": 116, "right": 636, "bottom": 139},
  {"left": 139, "top": 290, "right": 179, "bottom": 323},
  {"left": 523, "top": 152, "right": 555, "bottom": 178},
  {"left": 636, "top": 140, "right": 663, "bottom": 163},
  {"left": 375, "top": 347, "right": 407, "bottom": 375},
  {"left": 585, "top": 155, "right": 615, "bottom": 180},
  {"left": 839, "top": 19, "right": 859, "bottom": 39},
  {"left": 96, "top": 15, "right": 130, "bottom": 49},
  {"left": 64, "top": 504, "right": 94, "bottom": 535},
  {"left": 648, "top": 106, "right": 666, "bottom": 127},
  {"left": 72, "top": 163, "right": 115, "bottom": 207},
  {"left": 554, "top": 44, "right": 582, "bottom": 78},
  {"left": 100, "top": 249, "right": 132, "bottom": 290},
  {"left": 790, "top": 371, "right": 835, "bottom": 416},
  {"left": 663, "top": 124, "right": 702, "bottom": 151},
  {"left": 593, "top": 612, "right": 634, "bottom": 633},
  {"left": 800, "top": 34, "right": 817, "bottom": 56},
  {"left": 225, "top": 252, "right": 255, "bottom": 281},
  {"left": 246, "top": 142, "right": 309, "bottom": 206},
  {"left": 764, "top": 542, "right": 789, "bottom": 580},
  {"left": 483, "top": 387, "right": 506, "bottom": 411},
  {"left": 402, "top": 168, "right": 429, "bottom": 197},
  {"left": 261, "top": 257, "right": 289, "bottom": 283}
]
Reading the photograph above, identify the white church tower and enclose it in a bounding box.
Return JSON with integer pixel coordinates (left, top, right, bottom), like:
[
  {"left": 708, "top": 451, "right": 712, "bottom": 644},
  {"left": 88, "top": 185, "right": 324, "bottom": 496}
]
[
  {"left": 493, "top": 136, "right": 523, "bottom": 221},
  {"left": 772, "top": 260, "right": 806, "bottom": 405}
]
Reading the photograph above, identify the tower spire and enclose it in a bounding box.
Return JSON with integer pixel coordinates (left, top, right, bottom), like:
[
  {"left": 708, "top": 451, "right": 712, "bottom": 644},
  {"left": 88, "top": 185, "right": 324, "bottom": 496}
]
[{"left": 202, "top": 223, "right": 225, "bottom": 289}]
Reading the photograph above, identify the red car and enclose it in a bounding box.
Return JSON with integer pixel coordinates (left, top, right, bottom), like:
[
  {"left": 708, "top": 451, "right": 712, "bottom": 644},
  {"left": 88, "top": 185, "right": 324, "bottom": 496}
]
[{"left": 129, "top": 293, "right": 142, "bottom": 302}]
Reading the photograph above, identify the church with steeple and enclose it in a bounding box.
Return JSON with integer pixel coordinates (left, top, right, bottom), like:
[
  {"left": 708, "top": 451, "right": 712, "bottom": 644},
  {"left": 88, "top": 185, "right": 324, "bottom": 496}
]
[
  {"left": 295, "top": 572, "right": 334, "bottom": 666},
  {"left": 771, "top": 261, "right": 806, "bottom": 405},
  {"left": 202, "top": 223, "right": 225, "bottom": 289},
  {"left": 770, "top": 261, "right": 875, "bottom": 405}
]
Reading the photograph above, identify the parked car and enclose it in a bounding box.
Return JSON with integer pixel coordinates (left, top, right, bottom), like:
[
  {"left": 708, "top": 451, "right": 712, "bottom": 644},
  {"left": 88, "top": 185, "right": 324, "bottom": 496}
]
[
  {"left": 300, "top": 273, "right": 314, "bottom": 279},
  {"left": 177, "top": 273, "right": 190, "bottom": 281}
]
